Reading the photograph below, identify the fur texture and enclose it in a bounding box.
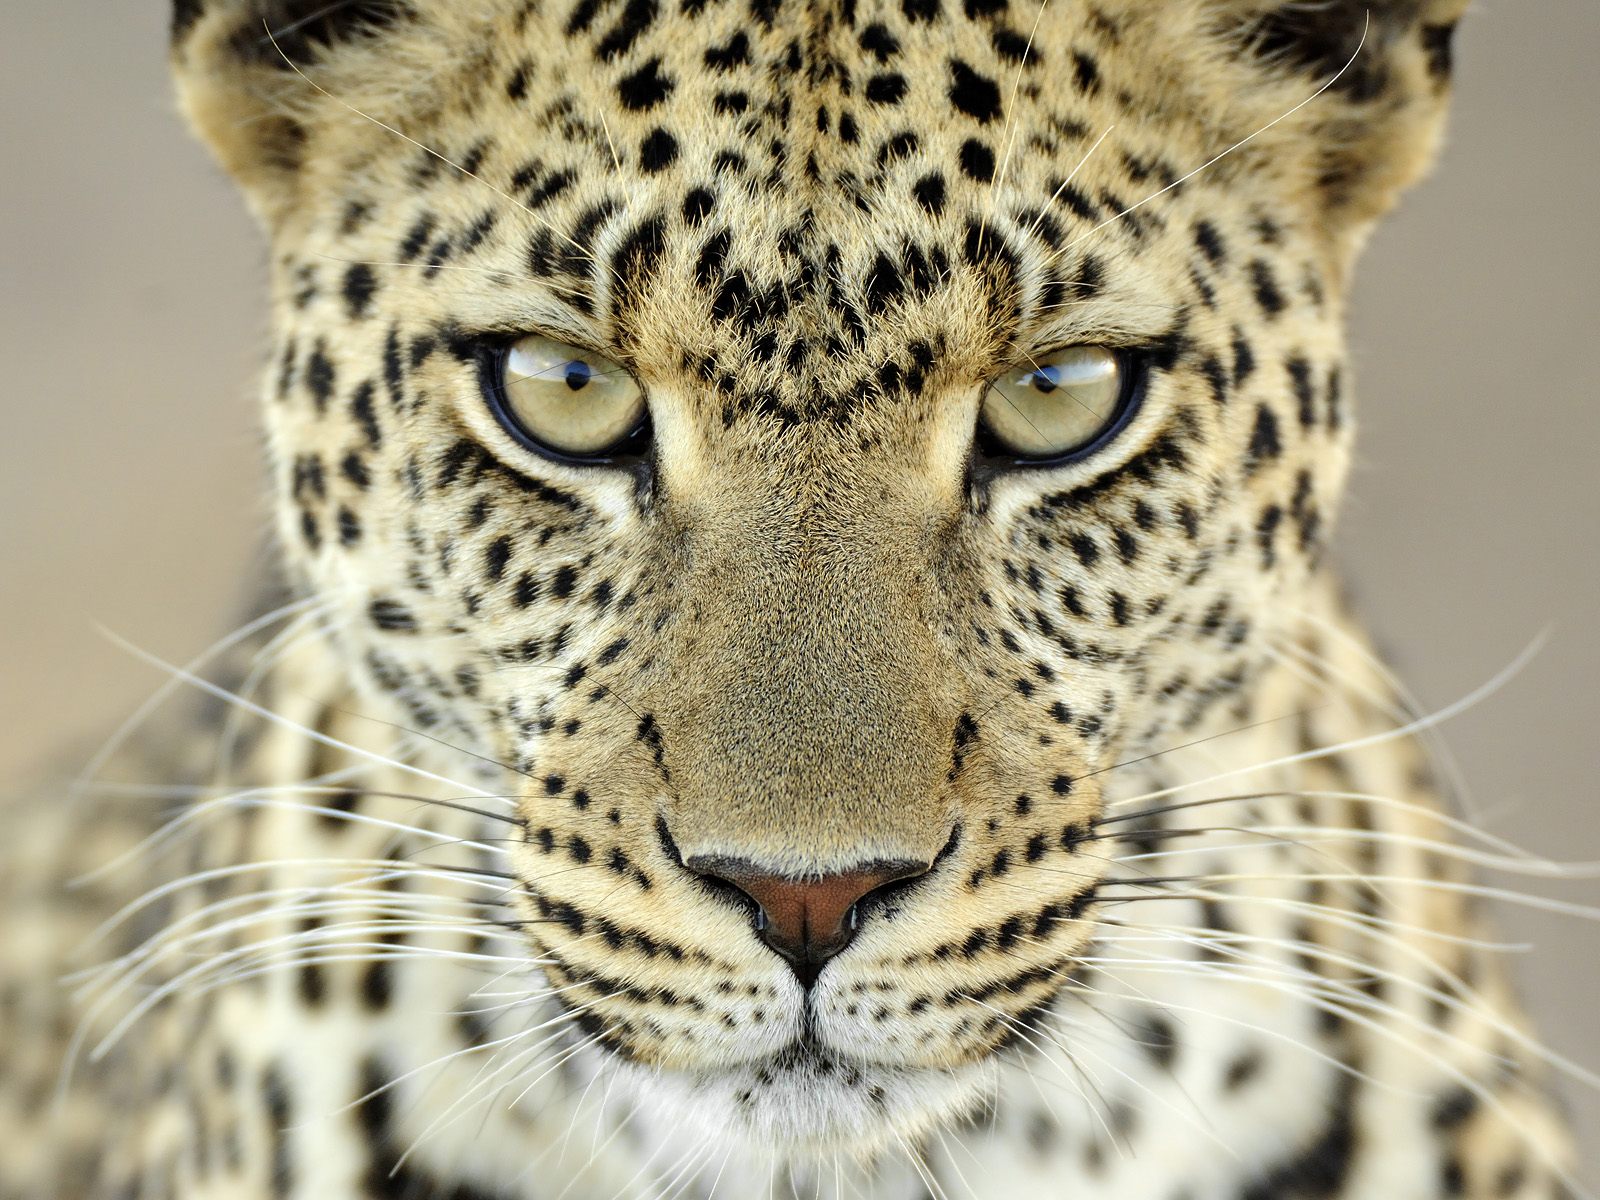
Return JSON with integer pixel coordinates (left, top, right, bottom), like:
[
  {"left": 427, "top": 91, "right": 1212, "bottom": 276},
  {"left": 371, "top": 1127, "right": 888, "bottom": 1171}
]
[{"left": 0, "top": 0, "right": 1578, "bottom": 1196}]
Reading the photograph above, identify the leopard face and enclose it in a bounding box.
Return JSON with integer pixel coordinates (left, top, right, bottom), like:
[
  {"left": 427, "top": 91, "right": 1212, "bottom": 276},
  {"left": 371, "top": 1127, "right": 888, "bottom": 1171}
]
[{"left": 173, "top": 0, "right": 1462, "bottom": 1155}]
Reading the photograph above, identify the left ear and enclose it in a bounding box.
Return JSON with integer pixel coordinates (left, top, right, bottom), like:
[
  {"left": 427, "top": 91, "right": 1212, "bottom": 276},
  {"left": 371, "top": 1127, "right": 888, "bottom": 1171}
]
[
  {"left": 170, "top": 0, "right": 422, "bottom": 228},
  {"left": 1203, "top": 0, "right": 1468, "bottom": 235}
]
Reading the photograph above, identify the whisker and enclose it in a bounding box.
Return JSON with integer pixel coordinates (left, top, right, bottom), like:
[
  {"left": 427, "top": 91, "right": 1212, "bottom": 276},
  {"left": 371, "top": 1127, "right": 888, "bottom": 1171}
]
[
  {"left": 1096, "top": 789, "right": 1563, "bottom": 867},
  {"left": 1278, "top": 605, "right": 1479, "bottom": 818},
  {"left": 71, "top": 592, "right": 333, "bottom": 803},
  {"left": 1100, "top": 820, "right": 1600, "bottom": 879},
  {"left": 92, "top": 628, "right": 499, "bottom": 800},
  {"left": 1102, "top": 630, "right": 1549, "bottom": 813},
  {"left": 1101, "top": 870, "right": 1600, "bottom": 923},
  {"left": 1094, "top": 917, "right": 1600, "bottom": 1095},
  {"left": 1067, "top": 961, "right": 1582, "bottom": 1193}
]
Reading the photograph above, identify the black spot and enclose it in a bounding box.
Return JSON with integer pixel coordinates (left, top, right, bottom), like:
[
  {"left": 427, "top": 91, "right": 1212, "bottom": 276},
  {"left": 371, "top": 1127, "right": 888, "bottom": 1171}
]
[
  {"left": 705, "top": 32, "right": 751, "bottom": 70},
  {"left": 1193, "top": 220, "right": 1226, "bottom": 266},
  {"left": 959, "top": 139, "right": 995, "bottom": 182},
  {"left": 1246, "top": 403, "right": 1281, "bottom": 469},
  {"left": 859, "top": 22, "right": 900, "bottom": 61},
  {"left": 1199, "top": 354, "right": 1228, "bottom": 405},
  {"left": 865, "top": 252, "right": 904, "bottom": 309},
  {"left": 1068, "top": 533, "right": 1098, "bottom": 566},
  {"left": 368, "top": 598, "right": 417, "bottom": 633},
  {"left": 1049, "top": 180, "right": 1098, "bottom": 222},
  {"left": 912, "top": 172, "right": 946, "bottom": 214},
  {"left": 1071, "top": 50, "right": 1100, "bottom": 93},
  {"left": 398, "top": 215, "right": 435, "bottom": 262},
  {"left": 611, "top": 213, "right": 668, "bottom": 300},
  {"left": 341, "top": 263, "right": 377, "bottom": 318},
  {"left": 618, "top": 57, "right": 674, "bottom": 110},
  {"left": 337, "top": 507, "right": 361, "bottom": 546},
  {"left": 948, "top": 60, "right": 1002, "bottom": 122},
  {"left": 360, "top": 961, "right": 392, "bottom": 1010},
  {"left": 1421, "top": 22, "right": 1456, "bottom": 81},
  {"left": 1138, "top": 1015, "right": 1177, "bottom": 1069},
  {"left": 305, "top": 341, "right": 336, "bottom": 412},
  {"left": 566, "top": 0, "right": 605, "bottom": 35},
  {"left": 1287, "top": 356, "right": 1316, "bottom": 428},
  {"left": 1224, "top": 1049, "right": 1264, "bottom": 1091},
  {"left": 991, "top": 27, "right": 1037, "bottom": 63},
  {"left": 639, "top": 127, "right": 679, "bottom": 172},
  {"left": 1249, "top": 259, "right": 1286, "bottom": 316},
  {"left": 485, "top": 536, "right": 512, "bottom": 583},
  {"left": 1256, "top": 503, "right": 1283, "bottom": 568},
  {"left": 877, "top": 130, "right": 920, "bottom": 165},
  {"left": 1240, "top": 1074, "right": 1358, "bottom": 1200},
  {"left": 171, "top": 0, "right": 205, "bottom": 41},
  {"left": 865, "top": 72, "right": 908, "bottom": 105},
  {"left": 506, "top": 60, "right": 531, "bottom": 100},
  {"left": 682, "top": 187, "right": 715, "bottom": 225},
  {"left": 1430, "top": 1087, "right": 1478, "bottom": 1131},
  {"left": 1232, "top": 331, "right": 1256, "bottom": 387},
  {"left": 349, "top": 380, "right": 381, "bottom": 446},
  {"left": 1248, "top": 4, "right": 1390, "bottom": 102},
  {"left": 262, "top": 1066, "right": 292, "bottom": 1197},
  {"left": 595, "top": 0, "right": 658, "bottom": 60}
]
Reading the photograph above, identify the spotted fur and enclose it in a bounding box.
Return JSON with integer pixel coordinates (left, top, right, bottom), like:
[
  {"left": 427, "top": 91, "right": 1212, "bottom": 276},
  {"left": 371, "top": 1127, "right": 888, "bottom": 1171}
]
[{"left": 0, "top": 0, "right": 1579, "bottom": 1196}]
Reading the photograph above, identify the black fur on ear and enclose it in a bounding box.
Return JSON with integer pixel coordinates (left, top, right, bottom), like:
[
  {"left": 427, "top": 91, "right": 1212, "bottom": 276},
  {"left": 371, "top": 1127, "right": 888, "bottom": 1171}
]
[
  {"left": 172, "top": 0, "right": 413, "bottom": 65},
  {"left": 1242, "top": 1, "right": 1460, "bottom": 102}
]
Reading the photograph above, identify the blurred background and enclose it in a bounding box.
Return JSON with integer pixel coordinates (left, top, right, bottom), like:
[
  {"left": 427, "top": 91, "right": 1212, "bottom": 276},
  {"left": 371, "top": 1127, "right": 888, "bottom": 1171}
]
[{"left": 2, "top": 0, "right": 1595, "bottom": 1157}]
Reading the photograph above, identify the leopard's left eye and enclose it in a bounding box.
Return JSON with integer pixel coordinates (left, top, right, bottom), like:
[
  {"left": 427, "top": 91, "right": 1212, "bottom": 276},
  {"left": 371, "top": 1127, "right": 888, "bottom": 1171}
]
[
  {"left": 482, "top": 334, "right": 648, "bottom": 462},
  {"left": 979, "top": 345, "right": 1141, "bottom": 464}
]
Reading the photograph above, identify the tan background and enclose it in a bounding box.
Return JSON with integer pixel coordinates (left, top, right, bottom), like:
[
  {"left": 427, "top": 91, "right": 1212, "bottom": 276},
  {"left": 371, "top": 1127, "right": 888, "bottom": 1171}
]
[{"left": 2, "top": 0, "right": 1595, "bottom": 1160}]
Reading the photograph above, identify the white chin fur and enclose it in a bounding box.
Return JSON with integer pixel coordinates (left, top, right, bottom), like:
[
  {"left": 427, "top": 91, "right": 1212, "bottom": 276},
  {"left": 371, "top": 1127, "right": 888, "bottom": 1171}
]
[{"left": 619, "top": 1048, "right": 994, "bottom": 1161}]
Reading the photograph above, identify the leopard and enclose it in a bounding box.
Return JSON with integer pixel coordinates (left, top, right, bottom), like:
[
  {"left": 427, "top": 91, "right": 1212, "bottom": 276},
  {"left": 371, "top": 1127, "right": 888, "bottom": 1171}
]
[{"left": 0, "top": 0, "right": 1586, "bottom": 1196}]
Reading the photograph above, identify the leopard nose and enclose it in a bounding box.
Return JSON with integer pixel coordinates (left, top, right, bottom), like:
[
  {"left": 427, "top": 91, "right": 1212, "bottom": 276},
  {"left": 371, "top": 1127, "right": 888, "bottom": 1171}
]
[{"left": 685, "top": 857, "right": 930, "bottom": 987}]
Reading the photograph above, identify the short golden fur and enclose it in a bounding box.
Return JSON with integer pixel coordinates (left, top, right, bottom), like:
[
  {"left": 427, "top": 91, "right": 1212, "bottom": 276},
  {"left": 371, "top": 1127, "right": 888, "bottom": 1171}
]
[{"left": 0, "top": 0, "right": 1580, "bottom": 1196}]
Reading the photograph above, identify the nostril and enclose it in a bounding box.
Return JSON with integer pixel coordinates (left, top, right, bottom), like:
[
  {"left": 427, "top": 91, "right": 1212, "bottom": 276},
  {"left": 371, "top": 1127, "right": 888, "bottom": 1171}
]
[{"left": 683, "top": 854, "right": 931, "bottom": 986}]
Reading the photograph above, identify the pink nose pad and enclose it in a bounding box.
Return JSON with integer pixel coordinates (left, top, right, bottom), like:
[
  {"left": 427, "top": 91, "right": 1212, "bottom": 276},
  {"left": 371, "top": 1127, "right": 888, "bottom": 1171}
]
[{"left": 686, "top": 857, "right": 931, "bottom": 986}]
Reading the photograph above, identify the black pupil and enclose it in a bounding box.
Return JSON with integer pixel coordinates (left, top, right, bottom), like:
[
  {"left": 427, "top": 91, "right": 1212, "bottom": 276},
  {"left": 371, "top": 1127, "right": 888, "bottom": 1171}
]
[
  {"left": 562, "top": 360, "right": 593, "bottom": 391},
  {"left": 1026, "top": 364, "right": 1061, "bottom": 394}
]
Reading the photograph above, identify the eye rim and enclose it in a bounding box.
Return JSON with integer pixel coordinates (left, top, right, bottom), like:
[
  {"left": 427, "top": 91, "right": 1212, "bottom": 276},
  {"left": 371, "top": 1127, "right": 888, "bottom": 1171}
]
[
  {"left": 975, "top": 345, "right": 1148, "bottom": 470},
  {"left": 477, "top": 335, "right": 653, "bottom": 466}
]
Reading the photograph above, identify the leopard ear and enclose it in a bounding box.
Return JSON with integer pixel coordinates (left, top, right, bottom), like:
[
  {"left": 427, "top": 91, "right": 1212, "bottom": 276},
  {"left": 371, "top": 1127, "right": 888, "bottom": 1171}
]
[
  {"left": 169, "top": 1, "right": 415, "bottom": 223},
  {"left": 1203, "top": 0, "right": 1468, "bottom": 234}
]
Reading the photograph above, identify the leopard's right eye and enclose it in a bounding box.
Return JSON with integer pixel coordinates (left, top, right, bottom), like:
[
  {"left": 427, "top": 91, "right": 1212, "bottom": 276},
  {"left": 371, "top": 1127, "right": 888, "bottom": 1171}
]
[
  {"left": 482, "top": 334, "right": 649, "bottom": 463},
  {"left": 978, "top": 344, "right": 1140, "bottom": 465}
]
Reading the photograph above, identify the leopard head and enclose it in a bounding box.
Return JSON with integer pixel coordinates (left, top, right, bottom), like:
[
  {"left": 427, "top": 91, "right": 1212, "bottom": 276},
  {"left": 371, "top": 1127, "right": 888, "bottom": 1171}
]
[{"left": 173, "top": 0, "right": 1462, "bottom": 1155}]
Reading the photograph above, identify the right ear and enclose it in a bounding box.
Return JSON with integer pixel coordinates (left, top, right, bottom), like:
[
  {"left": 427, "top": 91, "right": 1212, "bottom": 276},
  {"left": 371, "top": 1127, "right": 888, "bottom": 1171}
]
[{"left": 169, "top": 1, "right": 416, "bottom": 224}]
